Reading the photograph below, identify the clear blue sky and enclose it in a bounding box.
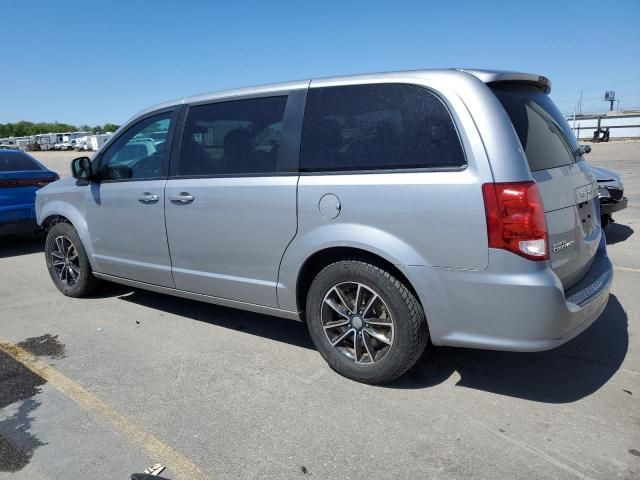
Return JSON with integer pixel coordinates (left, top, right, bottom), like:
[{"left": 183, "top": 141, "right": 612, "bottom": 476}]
[{"left": 1, "top": 0, "right": 639, "bottom": 126}]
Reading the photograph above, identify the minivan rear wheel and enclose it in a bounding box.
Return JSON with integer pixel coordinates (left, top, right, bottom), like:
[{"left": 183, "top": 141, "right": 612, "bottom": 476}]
[
  {"left": 45, "top": 222, "right": 100, "bottom": 297},
  {"left": 306, "top": 260, "right": 428, "bottom": 384}
]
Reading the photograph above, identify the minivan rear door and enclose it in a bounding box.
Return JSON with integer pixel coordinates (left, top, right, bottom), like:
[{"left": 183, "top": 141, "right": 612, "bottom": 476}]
[{"left": 491, "top": 83, "right": 600, "bottom": 289}]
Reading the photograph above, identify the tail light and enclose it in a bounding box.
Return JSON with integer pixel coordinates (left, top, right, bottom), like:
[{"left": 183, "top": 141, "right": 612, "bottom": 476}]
[
  {"left": 482, "top": 181, "right": 549, "bottom": 261},
  {"left": 0, "top": 176, "right": 59, "bottom": 188},
  {"left": 36, "top": 175, "right": 59, "bottom": 187}
]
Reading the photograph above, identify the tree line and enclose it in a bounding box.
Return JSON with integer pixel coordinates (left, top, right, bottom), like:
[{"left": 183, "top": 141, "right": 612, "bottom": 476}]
[{"left": 0, "top": 121, "right": 120, "bottom": 138}]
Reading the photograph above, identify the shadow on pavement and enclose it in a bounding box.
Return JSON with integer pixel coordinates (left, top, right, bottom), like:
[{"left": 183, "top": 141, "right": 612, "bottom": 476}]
[
  {"left": 605, "top": 223, "right": 634, "bottom": 245},
  {"left": 117, "top": 286, "right": 628, "bottom": 403},
  {"left": 0, "top": 234, "right": 44, "bottom": 259},
  {"left": 393, "top": 295, "right": 628, "bottom": 403},
  {"left": 118, "top": 289, "right": 315, "bottom": 351}
]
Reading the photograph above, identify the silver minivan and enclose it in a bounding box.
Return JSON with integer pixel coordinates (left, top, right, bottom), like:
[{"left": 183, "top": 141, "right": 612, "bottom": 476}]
[{"left": 36, "top": 69, "right": 613, "bottom": 383}]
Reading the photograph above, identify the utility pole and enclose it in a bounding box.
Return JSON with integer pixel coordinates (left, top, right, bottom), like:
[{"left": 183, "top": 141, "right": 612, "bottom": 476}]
[{"left": 578, "top": 90, "right": 583, "bottom": 115}]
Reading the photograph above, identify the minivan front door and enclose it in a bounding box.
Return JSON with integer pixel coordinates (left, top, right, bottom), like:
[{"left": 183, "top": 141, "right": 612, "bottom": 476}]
[
  {"left": 164, "top": 94, "right": 300, "bottom": 307},
  {"left": 84, "top": 111, "right": 176, "bottom": 287}
]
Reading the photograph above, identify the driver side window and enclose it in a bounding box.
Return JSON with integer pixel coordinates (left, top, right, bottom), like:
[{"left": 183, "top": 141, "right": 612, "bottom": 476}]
[{"left": 100, "top": 112, "right": 173, "bottom": 181}]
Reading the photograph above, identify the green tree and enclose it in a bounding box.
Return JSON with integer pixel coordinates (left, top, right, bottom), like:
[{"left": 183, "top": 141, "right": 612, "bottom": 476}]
[
  {"left": 0, "top": 121, "right": 122, "bottom": 139},
  {"left": 0, "top": 121, "right": 76, "bottom": 138},
  {"left": 102, "top": 123, "right": 120, "bottom": 133}
]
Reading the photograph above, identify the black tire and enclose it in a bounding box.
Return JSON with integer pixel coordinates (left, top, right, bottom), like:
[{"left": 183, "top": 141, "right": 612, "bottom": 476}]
[
  {"left": 45, "top": 222, "right": 100, "bottom": 297},
  {"left": 306, "top": 260, "right": 428, "bottom": 384}
]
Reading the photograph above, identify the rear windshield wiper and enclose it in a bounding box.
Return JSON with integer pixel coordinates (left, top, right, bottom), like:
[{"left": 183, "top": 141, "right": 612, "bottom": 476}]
[{"left": 573, "top": 144, "right": 591, "bottom": 157}]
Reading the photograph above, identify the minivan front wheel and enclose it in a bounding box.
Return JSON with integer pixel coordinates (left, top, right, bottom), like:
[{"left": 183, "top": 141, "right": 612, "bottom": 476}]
[
  {"left": 45, "top": 222, "right": 100, "bottom": 297},
  {"left": 306, "top": 261, "right": 428, "bottom": 384}
]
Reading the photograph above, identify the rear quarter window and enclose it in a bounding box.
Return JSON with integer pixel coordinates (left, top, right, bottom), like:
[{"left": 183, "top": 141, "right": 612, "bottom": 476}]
[
  {"left": 491, "top": 84, "right": 578, "bottom": 172},
  {"left": 0, "top": 152, "right": 43, "bottom": 172},
  {"left": 300, "top": 83, "right": 465, "bottom": 172}
]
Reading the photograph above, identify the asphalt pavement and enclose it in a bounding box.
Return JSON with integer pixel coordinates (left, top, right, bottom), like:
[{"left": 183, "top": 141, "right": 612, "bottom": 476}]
[{"left": 0, "top": 142, "right": 638, "bottom": 479}]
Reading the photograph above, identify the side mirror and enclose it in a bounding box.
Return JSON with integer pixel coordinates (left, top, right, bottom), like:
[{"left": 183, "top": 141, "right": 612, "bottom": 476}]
[{"left": 71, "top": 157, "right": 93, "bottom": 181}]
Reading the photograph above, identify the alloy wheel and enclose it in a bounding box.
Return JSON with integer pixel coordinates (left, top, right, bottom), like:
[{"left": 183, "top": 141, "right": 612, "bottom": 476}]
[
  {"left": 321, "top": 282, "right": 395, "bottom": 364},
  {"left": 51, "top": 236, "right": 81, "bottom": 286}
]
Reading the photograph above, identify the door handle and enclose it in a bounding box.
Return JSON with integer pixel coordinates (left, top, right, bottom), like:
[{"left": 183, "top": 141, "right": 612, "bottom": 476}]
[
  {"left": 138, "top": 193, "right": 159, "bottom": 203},
  {"left": 169, "top": 192, "right": 195, "bottom": 204}
]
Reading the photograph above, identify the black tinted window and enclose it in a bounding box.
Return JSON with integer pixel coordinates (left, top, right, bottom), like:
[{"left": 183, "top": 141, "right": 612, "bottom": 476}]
[
  {"left": 491, "top": 84, "right": 577, "bottom": 172},
  {"left": 0, "top": 152, "right": 43, "bottom": 172},
  {"left": 100, "top": 113, "right": 173, "bottom": 180},
  {"left": 300, "top": 84, "right": 464, "bottom": 172},
  {"left": 178, "top": 96, "right": 287, "bottom": 176}
]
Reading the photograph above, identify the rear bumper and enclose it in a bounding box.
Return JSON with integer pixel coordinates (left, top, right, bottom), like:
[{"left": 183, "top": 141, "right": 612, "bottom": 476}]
[
  {"left": 600, "top": 197, "right": 628, "bottom": 215},
  {"left": 407, "top": 236, "right": 613, "bottom": 352}
]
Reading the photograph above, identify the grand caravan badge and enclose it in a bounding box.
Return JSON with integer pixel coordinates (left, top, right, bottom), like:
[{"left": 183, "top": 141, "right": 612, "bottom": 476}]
[{"left": 552, "top": 239, "right": 575, "bottom": 253}]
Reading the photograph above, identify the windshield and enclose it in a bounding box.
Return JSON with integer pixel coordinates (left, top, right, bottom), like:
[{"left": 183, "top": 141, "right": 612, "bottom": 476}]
[{"left": 491, "top": 83, "right": 578, "bottom": 172}]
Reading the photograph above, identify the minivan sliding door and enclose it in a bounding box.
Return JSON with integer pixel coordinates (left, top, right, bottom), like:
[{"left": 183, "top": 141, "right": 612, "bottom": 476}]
[{"left": 164, "top": 91, "right": 304, "bottom": 307}]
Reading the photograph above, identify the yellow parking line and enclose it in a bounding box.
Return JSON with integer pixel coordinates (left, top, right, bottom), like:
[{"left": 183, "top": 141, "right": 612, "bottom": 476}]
[
  {"left": 0, "top": 336, "right": 209, "bottom": 480},
  {"left": 614, "top": 266, "right": 640, "bottom": 273}
]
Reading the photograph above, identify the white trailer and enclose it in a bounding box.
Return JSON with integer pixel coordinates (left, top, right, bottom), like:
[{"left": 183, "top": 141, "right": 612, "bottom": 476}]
[
  {"left": 52, "top": 132, "right": 70, "bottom": 150},
  {"left": 36, "top": 133, "right": 58, "bottom": 151},
  {"left": 68, "top": 131, "right": 91, "bottom": 141},
  {"left": 16, "top": 138, "right": 31, "bottom": 150},
  {"left": 88, "top": 133, "right": 112, "bottom": 151},
  {"left": 56, "top": 131, "right": 89, "bottom": 150},
  {"left": 74, "top": 136, "right": 89, "bottom": 151}
]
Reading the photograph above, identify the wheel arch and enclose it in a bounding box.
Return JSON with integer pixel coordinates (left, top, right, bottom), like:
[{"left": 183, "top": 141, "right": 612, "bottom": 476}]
[
  {"left": 39, "top": 202, "right": 96, "bottom": 269},
  {"left": 295, "top": 246, "right": 421, "bottom": 320},
  {"left": 41, "top": 214, "right": 70, "bottom": 231}
]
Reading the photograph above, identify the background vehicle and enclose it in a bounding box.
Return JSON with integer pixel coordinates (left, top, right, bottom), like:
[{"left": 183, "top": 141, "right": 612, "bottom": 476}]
[
  {"left": 60, "top": 139, "right": 77, "bottom": 150},
  {"left": 592, "top": 165, "right": 627, "bottom": 227},
  {"left": 88, "top": 133, "right": 113, "bottom": 151},
  {"left": 36, "top": 69, "right": 612, "bottom": 383},
  {"left": 74, "top": 136, "right": 88, "bottom": 151},
  {"left": 16, "top": 138, "right": 31, "bottom": 150},
  {"left": 1, "top": 150, "right": 58, "bottom": 235},
  {"left": 35, "top": 133, "right": 57, "bottom": 151}
]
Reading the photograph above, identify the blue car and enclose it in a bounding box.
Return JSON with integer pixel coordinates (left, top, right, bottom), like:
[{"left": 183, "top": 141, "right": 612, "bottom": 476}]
[{"left": 0, "top": 150, "right": 59, "bottom": 235}]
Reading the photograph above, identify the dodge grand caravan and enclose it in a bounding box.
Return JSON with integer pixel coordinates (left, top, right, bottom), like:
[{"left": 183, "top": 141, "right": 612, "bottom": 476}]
[{"left": 36, "top": 69, "right": 613, "bottom": 384}]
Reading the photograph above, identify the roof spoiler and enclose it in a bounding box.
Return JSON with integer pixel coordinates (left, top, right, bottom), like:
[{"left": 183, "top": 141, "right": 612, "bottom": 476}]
[{"left": 457, "top": 69, "right": 551, "bottom": 94}]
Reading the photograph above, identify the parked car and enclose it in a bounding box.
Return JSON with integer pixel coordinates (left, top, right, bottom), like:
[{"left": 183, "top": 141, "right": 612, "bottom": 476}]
[
  {"left": 1, "top": 150, "right": 59, "bottom": 235},
  {"left": 36, "top": 69, "right": 613, "bottom": 384},
  {"left": 591, "top": 166, "right": 627, "bottom": 227}
]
